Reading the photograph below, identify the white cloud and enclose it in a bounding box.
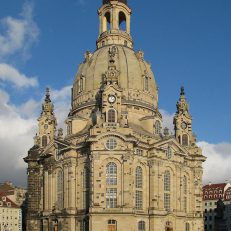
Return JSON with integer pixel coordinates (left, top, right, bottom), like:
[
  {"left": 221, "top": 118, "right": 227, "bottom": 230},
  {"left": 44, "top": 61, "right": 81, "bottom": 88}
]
[
  {"left": 160, "top": 109, "right": 175, "bottom": 134},
  {"left": 0, "top": 63, "right": 38, "bottom": 88},
  {"left": 0, "top": 85, "right": 71, "bottom": 186},
  {"left": 0, "top": 2, "right": 39, "bottom": 60},
  {"left": 51, "top": 86, "right": 72, "bottom": 129},
  {"left": 0, "top": 89, "right": 36, "bottom": 186},
  {"left": 198, "top": 141, "right": 231, "bottom": 184}
]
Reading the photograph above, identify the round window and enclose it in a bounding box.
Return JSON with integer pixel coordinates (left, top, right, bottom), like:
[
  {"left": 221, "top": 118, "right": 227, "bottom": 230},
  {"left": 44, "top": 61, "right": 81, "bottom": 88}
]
[{"left": 106, "top": 138, "right": 117, "bottom": 150}]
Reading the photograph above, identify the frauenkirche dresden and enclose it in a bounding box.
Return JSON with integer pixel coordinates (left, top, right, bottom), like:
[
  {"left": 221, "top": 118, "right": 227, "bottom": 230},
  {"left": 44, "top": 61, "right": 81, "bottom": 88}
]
[{"left": 24, "top": 0, "right": 206, "bottom": 230}]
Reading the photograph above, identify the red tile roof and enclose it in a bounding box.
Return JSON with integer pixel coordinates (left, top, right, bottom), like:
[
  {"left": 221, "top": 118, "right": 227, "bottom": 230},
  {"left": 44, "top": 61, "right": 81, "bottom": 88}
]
[
  {"left": 203, "top": 183, "right": 227, "bottom": 201},
  {"left": 0, "top": 192, "right": 19, "bottom": 208}
]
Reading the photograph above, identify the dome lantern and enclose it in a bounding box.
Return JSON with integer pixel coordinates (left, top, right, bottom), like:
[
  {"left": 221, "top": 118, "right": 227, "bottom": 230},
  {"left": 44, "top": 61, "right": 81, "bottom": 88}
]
[{"left": 97, "top": 0, "right": 133, "bottom": 49}]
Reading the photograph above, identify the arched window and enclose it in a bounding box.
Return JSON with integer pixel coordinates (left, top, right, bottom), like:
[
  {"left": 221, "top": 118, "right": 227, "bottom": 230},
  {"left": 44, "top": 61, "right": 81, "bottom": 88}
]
[
  {"left": 80, "top": 218, "right": 89, "bottom": 231},
  {"left": 154, "top": 121, "right": 161, "bottom": 135},
  {"left": 164, "top": 171, "right": 170, "bottom": 191},
  {"left": 144, "top": 76, "right": 149, "bottom": 91},
  {"left": 42, "top": 135, "right": 47, "bottom": 147},
  {"left": 108, "top": 109, "right": 116, "bottom": 123},
  {"left": 108, "top": 220, "right": 117, "bottom": 231},
  {"left": 106, "top": 163, "right": 117, "bottom": 185},
  {"left": 185, "top": 222, "right": 190, "bottom": 231},
  {"left": 183, "top": 176, "right": 187, "bottom": 194},
  {"left": 135, "top": 167, "right": 143, "bottom": 210},
  {"left": 119, "top": 11, "right": 126, "bottom": 31},
  {"left": 103, "top": 12, "right": 111, "bottom": 32},
  {"left": 106, "top": 163, "right": 117, "bottom": 208},
  {"left": 182, "top": 134, "right": 189, "bottom": 146},
  {"left": 138, "top": 221, "right": 145, "bottom": 231},
  {"left": 164, "top": 170, "right": 171, "bottom": 211},
  {"left": 136, "top": 167, "right": 143, "bottom": 188},
  {"left": 83, "top": 167, "right": 90, "bottom": 209},
  {"left": 165, "top": 221, "right": 173, "bottom": 231},
  {"left": 57, "top": 170, "right": 64, "bottom": 210}
]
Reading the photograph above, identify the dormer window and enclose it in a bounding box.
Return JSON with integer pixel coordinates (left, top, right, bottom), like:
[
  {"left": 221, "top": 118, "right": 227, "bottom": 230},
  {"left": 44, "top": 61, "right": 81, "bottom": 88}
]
[
  {"left": 144, "top": 76, "right": 149, "bottom": 91},
  {"left": 154, "top": 120, "right": 161, "bottom": 135},
  {"left": 182, "top": 134, "right": 189, "bottom": 146}
]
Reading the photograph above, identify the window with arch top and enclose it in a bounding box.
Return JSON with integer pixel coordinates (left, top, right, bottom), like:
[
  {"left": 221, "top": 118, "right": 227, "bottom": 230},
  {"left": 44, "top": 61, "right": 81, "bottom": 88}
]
[
  {"left": 108, "top": 109, "right": 116, "bottom": 123},
  {"left": 135, "top": 166, "right": 143, "bottom": 209},
  {"left": 136, "top": 167, "right": 143, "bottom": 188},
  {"left": 103, "top": 11, "right": 111, "bottom": 32},
  {"left": 42, "top": 135, "right": 48, "bottom": 147},
  {"left": 106, "top": 162, "right": 117, "bottom": 185},
  {"left": 108, "top": 220, "right": 117, "bottom": 231},
  {"left": 138, "top": 221, "right": 145, "bottom": 231},
  {"left": 119, "top": 11, "right": 126, "bottom": 31},
  {"left": 154, "top": 120, "right": 161, "bottom": 135},
  {"left": 106, "top": 163, "right": 117, "bottom": 208},
  {"left": 164, "top": 170, "right": 171, "bottom": 211},
  {"left": 57, "top": 169, "right": 64, "bottom": 210},
  {"left": 182, "top": 134, "right": 189, "bottom": 146},
  {"left": 144, "top": 76, "right": 149, "bottom": 91}
]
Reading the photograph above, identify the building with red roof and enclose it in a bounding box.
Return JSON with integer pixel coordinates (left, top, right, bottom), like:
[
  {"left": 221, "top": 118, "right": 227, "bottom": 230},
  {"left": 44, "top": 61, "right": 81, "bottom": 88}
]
[
  {"left": 203, "top": 182, "right": 231, "bottom": 231},
  {"left": 0, "top": 192, "right": 22, "bottom": 231}
]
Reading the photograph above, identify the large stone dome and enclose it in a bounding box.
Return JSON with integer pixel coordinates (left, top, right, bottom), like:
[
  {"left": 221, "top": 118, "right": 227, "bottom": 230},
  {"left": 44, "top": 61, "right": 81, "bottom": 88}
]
[{"left": 72, "top": 45, "right": 158, "bottom": 113}]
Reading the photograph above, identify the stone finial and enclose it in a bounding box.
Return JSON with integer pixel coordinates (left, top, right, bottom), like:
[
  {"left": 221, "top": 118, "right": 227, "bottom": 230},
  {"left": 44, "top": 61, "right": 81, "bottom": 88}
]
[
  {"left": 180, "top": 86, "right": 185, "bottom": 96},
  {"left": 163, "top": 127, "right": 169, "bottom": 136},
  {"left": 45, "top": 88, "right": 51, "bottom": 103},
  {"left": 103, "top": 0, "right": 127, "bottom": 5},
  {"left": 58, "top": 128, "right": 64, "bottom": 139}
]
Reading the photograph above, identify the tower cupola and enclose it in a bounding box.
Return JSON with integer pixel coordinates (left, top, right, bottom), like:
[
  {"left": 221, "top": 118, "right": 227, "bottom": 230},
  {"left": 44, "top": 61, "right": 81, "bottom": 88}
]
[
  {"left": 97, "top": 0, "right": 133, "bottom": 49},
  {"left": 37, "top": 88, "right": 57, "bottom": 148}
]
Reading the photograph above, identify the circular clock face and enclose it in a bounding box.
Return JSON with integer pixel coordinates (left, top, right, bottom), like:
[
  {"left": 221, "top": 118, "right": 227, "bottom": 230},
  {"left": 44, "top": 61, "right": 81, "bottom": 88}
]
[
  {"left": 108, "top": 95, "right": 116, "bottom": 103},
  {"left": 181, "top": 122, "right": 187, "bottom": 129}
]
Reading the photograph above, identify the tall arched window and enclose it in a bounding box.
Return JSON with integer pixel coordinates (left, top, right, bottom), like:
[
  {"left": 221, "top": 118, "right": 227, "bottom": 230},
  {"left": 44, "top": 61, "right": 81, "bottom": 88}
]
[
  {"left": 144, "top": 76, "right": 149, "bottom": 91},
  {"left": 57, "top": 170, "right": 64, "bottom": 210},
  {"left": 42, "top": 135, "right": 48, "bottom": 147},
  {"left": 185, "top": 222, "right": 190, "bottom": 231},
  {"left": 106, "top": 163, "right": 117, "bottom": 185},
  {"left": 183, "top": 176, "right": 187, "bottom": 212},
  {"left": 138, "top": 221, "right": 145, "bottom": 231},
  {"left": 182, "top": 134, "right": 189, "bottom": 146},
  {"left": 154, "top": 121, "right": 161, "bottom": 135},
  {"left": 119, "top": 11, "right": 126, "bottom": 31},
  {"left": 106, "top": 163, "right": 117, "bottom": 208},
  {"left": 164, "top": 170, "right": 171, "bottom": 211},
  {"left": 136, "top": 167, "right": 143, "bottom": 188},
  {"left": 103, "top": 12, "right": 111, "bottom": 32},
  {"left": 108, "top": 109, "right": 116, "bottom": 123},
  {"left": 83, "top": 167, "right": 90, "bottom": 209},
  {"left": 135, "top": 167, "right": 143, "bottom": 210},
  {"left": 108, "top": 220, "right": 117, "bottom": 231}
]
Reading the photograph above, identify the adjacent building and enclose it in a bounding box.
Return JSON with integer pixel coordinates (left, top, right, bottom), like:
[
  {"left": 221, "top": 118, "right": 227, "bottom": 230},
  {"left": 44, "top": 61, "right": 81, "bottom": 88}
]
[
  {"left": 203, "top": 182, "right": 231, "bottom": 231},
  {"left": 24, "top": 0, "right": 206, "bottom": 230},
  {"left": 0, "top": 182, "right": 27, "bottom": 207},
  {"left": 0, "top": 192, "right": 22, "bottom": 231}
]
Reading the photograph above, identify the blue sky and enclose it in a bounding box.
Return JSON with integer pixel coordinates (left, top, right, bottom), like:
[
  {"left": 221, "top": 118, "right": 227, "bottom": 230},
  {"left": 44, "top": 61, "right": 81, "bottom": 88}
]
[{"left": 0, "top": 0, "right": 231, "bottom": 186}]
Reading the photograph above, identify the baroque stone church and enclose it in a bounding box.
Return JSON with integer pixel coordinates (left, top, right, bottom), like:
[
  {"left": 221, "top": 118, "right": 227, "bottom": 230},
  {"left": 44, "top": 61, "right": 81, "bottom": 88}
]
[{"left": 24, "top": 0, "right": 206, "bottom": 230}]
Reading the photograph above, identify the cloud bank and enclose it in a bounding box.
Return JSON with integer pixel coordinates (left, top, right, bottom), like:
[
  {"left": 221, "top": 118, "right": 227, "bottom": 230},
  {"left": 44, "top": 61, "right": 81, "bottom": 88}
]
[{"left": 0, "top": 2, "right": 39, "bottom": 60}]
